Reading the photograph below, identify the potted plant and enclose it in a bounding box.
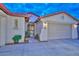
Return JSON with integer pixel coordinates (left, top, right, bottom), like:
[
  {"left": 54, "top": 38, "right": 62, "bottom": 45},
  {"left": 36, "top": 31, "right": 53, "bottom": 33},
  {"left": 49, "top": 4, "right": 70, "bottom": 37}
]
[{"left": 12, "top": 35, "right": 22, "bottom": 44}]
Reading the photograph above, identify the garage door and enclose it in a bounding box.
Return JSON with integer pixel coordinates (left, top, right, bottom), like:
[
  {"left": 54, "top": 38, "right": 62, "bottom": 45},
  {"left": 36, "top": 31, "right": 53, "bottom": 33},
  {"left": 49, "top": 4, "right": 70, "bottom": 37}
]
[{"left": 48, "top": 22, "right": 72, "bottom": 40}]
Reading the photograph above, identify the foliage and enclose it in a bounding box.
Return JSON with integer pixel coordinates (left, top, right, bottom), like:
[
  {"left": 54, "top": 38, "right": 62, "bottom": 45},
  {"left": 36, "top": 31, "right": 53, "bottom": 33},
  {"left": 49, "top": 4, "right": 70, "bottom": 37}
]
[{"left": 12, "top": 35, "right": 22, "bottom": 43}]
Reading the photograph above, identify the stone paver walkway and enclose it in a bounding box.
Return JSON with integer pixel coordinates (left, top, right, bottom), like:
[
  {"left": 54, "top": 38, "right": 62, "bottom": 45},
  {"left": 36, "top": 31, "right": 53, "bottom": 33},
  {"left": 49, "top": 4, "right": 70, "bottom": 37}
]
[{"left": 0, "top": 39, "right": 79, "bottom": 56}]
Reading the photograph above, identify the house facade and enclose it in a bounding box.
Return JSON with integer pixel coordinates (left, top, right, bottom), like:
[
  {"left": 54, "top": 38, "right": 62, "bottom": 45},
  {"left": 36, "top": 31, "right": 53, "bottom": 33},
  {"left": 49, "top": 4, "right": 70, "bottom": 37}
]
[
  {"left": 38, "top": 12, "right": 78, "bottom": 41},
  {"left": 0, "top": 4, "right": 79, "bottom": 47},
  {"left": 0, "top": 4, "right": 39, "bottom": 46},
  {"left": 0, "top": 9, "right": 27, "bottom": 46}
]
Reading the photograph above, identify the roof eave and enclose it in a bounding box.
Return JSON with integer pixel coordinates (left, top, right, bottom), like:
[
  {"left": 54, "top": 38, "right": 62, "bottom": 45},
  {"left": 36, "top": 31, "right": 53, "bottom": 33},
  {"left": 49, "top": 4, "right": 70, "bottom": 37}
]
[{"left": 39, "top": 11, "right": 79, "bottom": 22}]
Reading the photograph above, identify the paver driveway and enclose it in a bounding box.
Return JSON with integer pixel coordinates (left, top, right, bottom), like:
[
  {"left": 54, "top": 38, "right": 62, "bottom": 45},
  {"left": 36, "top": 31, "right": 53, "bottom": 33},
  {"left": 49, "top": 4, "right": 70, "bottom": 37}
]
[{"left": 0, "top": 39, "right": 79, "bottom": 56}]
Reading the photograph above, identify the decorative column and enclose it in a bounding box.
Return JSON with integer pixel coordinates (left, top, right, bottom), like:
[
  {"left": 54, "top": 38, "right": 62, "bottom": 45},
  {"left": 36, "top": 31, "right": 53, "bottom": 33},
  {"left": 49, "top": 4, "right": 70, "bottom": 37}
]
[
  {"left": 40, "top": 22, "right": 48, "bottom": 41},
  {"left": 72, "top": 24, "right": 78, "bottom": 39}
]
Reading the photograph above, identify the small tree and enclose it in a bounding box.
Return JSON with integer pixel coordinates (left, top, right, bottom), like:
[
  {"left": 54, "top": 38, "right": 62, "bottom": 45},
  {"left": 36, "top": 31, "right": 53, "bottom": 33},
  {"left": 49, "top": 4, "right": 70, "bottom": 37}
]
[{"left": 12, "top": 35, "right": 22, "bottom": 44}]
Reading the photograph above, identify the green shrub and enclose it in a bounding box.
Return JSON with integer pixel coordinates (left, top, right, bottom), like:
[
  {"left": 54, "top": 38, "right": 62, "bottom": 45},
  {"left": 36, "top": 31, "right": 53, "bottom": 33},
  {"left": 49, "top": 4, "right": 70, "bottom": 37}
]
[{"left": 12, "top": 35, "right": 22, "bottom": 43}]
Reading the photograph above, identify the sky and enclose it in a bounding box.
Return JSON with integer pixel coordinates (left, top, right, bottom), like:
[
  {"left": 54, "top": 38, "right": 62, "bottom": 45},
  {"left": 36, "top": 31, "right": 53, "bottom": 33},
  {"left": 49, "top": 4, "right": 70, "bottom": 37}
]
[{"left": 3, "top": 3, "right": 79, "bottom": 21}]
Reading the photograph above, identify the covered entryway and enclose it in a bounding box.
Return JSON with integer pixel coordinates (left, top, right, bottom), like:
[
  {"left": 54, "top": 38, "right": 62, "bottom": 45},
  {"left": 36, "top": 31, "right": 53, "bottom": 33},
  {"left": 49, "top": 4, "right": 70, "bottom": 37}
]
[
  {"left": 25, "top": 21, "right": 39, "bottom": 43},
  {"left": 48, "top": 22, "right": 72, "bottom": 40}
]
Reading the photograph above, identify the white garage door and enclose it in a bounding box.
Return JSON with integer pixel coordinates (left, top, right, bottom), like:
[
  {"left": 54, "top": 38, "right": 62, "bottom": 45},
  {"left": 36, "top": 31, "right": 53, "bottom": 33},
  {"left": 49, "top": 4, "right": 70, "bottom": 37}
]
[{"left": 48, "top": 22, "right": 72, "bottom": 40}]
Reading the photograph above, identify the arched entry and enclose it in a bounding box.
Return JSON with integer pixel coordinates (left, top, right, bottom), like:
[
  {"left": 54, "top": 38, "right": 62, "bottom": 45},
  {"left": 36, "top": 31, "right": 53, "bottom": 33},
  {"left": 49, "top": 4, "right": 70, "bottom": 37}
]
[
  {"left": 25, "top": 22, "right": 37, "bottom": 43},
  {"left": 24, "top": 17, "right": 39, "bottom": 43}
]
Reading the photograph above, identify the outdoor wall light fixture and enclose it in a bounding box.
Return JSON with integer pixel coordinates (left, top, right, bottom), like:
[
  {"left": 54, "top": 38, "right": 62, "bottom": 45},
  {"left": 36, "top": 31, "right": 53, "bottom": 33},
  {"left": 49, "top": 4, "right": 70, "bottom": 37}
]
[
  {"left": 72, "top": 24, "right": 77, "bottom": 28},
  {"left": 43, "top": 22, "right": 48, "bottom": 29}
]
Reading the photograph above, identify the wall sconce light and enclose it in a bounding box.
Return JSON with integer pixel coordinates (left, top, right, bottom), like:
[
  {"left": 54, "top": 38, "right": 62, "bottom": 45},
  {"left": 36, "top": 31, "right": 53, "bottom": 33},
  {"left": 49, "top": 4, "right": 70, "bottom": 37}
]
[
  {"left": 72, "top": 24, "right": 77, "bottom": 28},
  {"left": 43, "top": 22, "right": 48, "bottom": 29}
]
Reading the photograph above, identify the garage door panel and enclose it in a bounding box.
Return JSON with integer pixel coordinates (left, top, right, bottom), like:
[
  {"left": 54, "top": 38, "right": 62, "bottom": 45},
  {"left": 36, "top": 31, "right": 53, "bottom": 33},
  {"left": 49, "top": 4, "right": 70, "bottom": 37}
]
[{"left": 48, "top": 23, "right": 72, "bottom": 40}]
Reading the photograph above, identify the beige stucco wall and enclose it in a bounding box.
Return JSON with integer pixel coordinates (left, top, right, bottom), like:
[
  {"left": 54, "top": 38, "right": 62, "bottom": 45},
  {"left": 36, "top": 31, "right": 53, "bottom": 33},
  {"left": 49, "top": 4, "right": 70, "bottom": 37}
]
[
  {"left": 0, "top": 10, "right": 7, "bottom": 46},
  {"left": 0, "top": 10, "right": 26, "bottom": 46},
  {"left": 40, "top": 26, "right": 48, "bottom": 41},
  {"left": 72, "top": 26, "right": 78, "bottom": 39},
  {"left": 41, "top": 13, "right": 77, "bottom": 24},
  {"left": 25, "top": 22, "right": 28, "bottom": 31},
  {"left": 0, "top": 16, "right": 7, "bottom": 46},
  {"left": 6, "top": 16, "right": 25, "bottom": 43}
]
